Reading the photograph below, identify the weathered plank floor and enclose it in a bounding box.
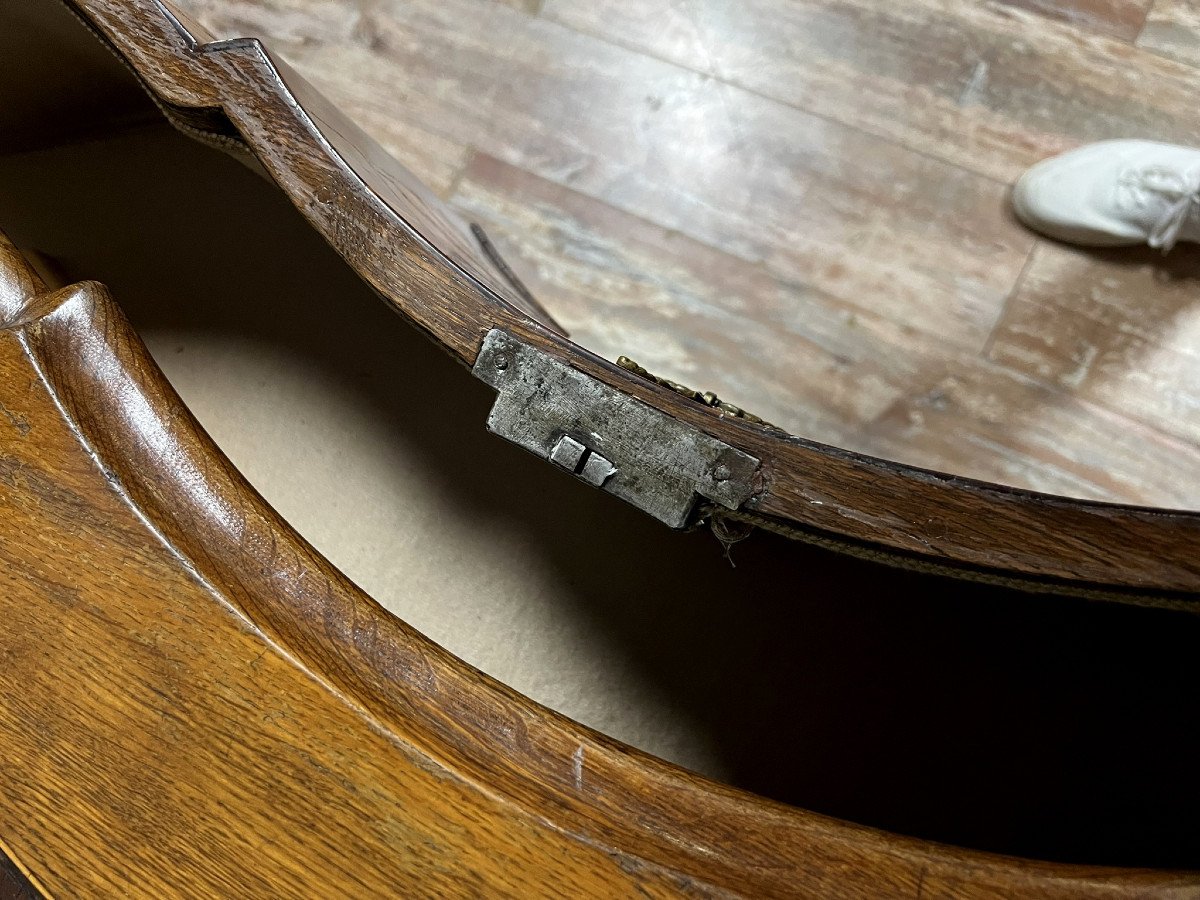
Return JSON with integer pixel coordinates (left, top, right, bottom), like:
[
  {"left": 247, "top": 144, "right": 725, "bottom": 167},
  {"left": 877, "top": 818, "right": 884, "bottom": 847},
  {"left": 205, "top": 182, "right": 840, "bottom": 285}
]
[{"left": 182, "top": 0, "right": 1200, "bottom": 507}]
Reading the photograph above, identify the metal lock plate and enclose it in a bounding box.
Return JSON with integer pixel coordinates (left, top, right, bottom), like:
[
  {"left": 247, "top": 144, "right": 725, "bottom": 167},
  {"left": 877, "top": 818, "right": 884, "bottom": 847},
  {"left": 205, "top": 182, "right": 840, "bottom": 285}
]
[{"left": 472, "top": 330, "right": 760, "bottom": 528}]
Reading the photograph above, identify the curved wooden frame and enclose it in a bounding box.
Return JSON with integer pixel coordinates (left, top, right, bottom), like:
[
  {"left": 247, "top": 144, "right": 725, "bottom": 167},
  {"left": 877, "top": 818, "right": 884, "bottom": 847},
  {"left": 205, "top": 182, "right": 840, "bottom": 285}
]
[
  {"left": 1, "top": 223, "right": 1193, "bottom": 895},
  {"left": 2, "top": 3, "right": 1199, "bottom": 893},
  {"left": 54, "top": 0, "right": 1200, "bottom": 605}
]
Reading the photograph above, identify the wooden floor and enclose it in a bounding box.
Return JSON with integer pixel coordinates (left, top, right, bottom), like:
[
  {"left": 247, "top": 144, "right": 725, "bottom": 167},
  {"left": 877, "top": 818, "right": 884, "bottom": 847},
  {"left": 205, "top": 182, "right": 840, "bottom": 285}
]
[{"left": 180, "top": 0, "right": 1200, "bottom": 508}]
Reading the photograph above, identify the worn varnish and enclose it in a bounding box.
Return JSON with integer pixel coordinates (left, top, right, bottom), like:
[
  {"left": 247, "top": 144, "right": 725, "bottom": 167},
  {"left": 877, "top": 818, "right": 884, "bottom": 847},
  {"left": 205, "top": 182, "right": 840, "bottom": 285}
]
[
  {"left": 5, "top": 227, "right": 1192, "bottom": 894},
  {"left": 995, "top": 0, "right": 1153, "bottom": 39}
]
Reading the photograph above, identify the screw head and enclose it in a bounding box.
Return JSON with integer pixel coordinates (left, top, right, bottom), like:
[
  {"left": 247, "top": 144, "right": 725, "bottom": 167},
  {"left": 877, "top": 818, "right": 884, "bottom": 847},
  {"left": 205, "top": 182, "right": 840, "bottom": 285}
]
[
  {"left": 494, "top": 352, "right": 511, "bottom": 371},
  {"left": 713, "top": 464, "right": 732, "bottom": 482}
]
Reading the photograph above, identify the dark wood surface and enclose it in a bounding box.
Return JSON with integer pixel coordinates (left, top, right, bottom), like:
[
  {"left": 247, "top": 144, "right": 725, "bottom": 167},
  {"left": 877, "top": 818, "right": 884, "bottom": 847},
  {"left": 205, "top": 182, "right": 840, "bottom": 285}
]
[
  {"left": 51, "top": 0, "right": 1200, "bottom": 602},
  {"left": 0, "top": 846, "right": 42, "bottom": 900},
  {"left": 5, "top": 227, "right": 1192, "bottom": 895}
]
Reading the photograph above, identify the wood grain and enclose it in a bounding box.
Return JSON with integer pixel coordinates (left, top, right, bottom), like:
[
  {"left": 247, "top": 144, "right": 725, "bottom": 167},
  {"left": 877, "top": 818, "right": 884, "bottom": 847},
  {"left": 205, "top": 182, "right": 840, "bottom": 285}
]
[
  {"left": 0, "top": 281, "right": 691, "bottom": 896},
  {"left": 450, "top": 150, "right": 932, "bottom": 450},
  {"left": 994, "top": 0, "right": 1153, "bottom": 40},
  {"left": 171, "top": 0, "right": 1200, "bottom": 515},
  {"left": 858, "top": 354, "right": 1200, "bottom": 506},
  {"left": 268, "top": 54, "right": 561, "bottom": 331},
  {"left": 453, "top": 152, "right": 1200, "bottom": 509},
  {"left": 988, "top": 242, "right": 1200, "bottom": 448},
  {"left": 187, "top": 0, "right": 1034, "bottom": 350},
  {"left": 542, "top": 0, "right": 1200, "bottom": 184},
  {"left": 1138, "top": 0, "right": 1200, "bottom": 65},
  {"left": 4, "top": 230, "right": 1191, "bottom": 895},
  {"left": 54, "top": 0, "right": 1200, "bottom": 600}
]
